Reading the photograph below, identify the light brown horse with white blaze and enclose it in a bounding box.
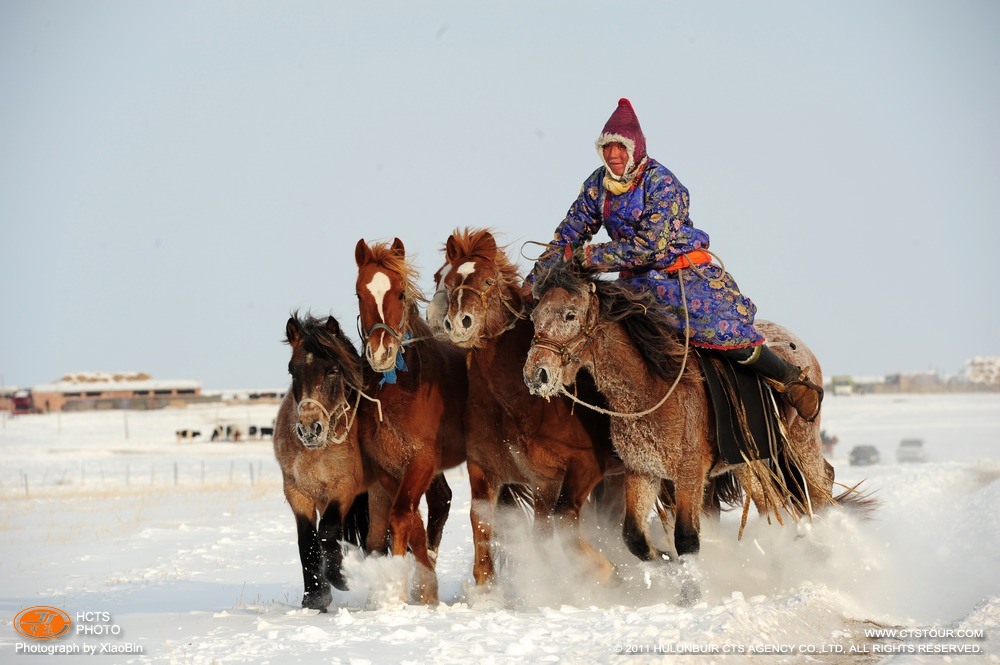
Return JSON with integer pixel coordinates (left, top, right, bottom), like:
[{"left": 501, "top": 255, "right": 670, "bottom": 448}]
[
  {"left": 354, "top": 237, "right": 468, "bottom": 604},
  {"left": 435, "top": 228, "right": 620, "bottom": 585},
  {"left": 523, "top": 262, "right": 845, "bottom": 583}
]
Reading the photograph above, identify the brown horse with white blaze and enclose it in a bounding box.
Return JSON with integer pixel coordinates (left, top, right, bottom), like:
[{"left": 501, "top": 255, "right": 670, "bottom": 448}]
[
  {"left": 523, "top": 262, "right": 855, "bottom": 590},
  {"left": 435, "top": 228, "right": 620, "bottom": 585},
  {"left": 354, "top": 238, "right": 468, "bottom": 604}
]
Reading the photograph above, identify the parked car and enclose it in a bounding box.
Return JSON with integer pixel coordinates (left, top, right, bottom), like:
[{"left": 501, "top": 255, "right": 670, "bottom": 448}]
[
  {"left": 849, "top": 445, "right": 880, "bottom": 466},
  {"left": 897, "top": 438, "right": 927, "bottom": 463}
]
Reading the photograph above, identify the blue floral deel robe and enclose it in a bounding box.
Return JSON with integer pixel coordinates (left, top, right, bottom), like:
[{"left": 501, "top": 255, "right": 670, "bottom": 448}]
[{"left": 532, "top": 158, "right": 764, "bottom": 350}]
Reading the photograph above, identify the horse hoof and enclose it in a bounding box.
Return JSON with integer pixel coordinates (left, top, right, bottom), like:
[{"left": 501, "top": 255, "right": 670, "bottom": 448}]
[{"left": 302, "top": 588, "right": 332, "bottom": 612}]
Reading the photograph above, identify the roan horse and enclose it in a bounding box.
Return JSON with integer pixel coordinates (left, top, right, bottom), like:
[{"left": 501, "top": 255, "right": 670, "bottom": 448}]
[
  {"left": 433, "top": 228, "right": 620, "bottom": 585},
  {"left": 523, "top": 262, "right": 866, "bottom": 589},
  {"left": 354, "top": 238, "right": 468, "bottom": 604},
  {"left": 275, "top": 312, "right": 453, "bottom": 610}
]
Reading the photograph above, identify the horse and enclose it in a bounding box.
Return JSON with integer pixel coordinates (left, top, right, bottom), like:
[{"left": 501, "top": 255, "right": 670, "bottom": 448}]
[
  {"left": 523, "top": 261, "right": 865, "bottom": 590},
  {"left": 275, "top": 312, "right": 452, "bottom": 611},
  {"left": 354, "top": 238, "right": 468, "bottom": 604},
  {"left": 434, "top": 228, "right": 622, "bottom": 585}
]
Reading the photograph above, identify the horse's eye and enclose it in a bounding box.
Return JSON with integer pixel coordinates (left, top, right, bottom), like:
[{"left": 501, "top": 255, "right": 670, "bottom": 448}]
[
  {"left": 565, "top": 311, "right": 577, "bottom": 322},
  {"left": 484, "top": 278, "right": 495, "bottom": 287},
  {"left": 398, "top": 292, "right": 405, "bottom": 300}
]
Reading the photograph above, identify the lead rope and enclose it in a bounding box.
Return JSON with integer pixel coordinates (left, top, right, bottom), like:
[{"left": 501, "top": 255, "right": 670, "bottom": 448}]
[{"left": 557, "top": 265, "right": 693, "bottom": 419}]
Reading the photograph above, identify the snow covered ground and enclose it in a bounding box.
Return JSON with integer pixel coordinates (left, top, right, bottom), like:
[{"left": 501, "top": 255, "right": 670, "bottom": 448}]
[{"left": 1, "top": 393, "right": 997, "bottom": 664}]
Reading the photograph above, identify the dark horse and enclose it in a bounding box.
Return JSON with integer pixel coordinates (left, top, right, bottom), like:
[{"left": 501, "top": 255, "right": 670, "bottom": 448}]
[
  {"left": 434, "top": 228, "right": 620, "bottom": 585},
  {"left": 524, "top": 262, "right": 869, "bottom": 591},
  {"left": 275, "top": 312, "right": 452, "bottom": 610},
  {"left": 354, "top": 238, "right": 468, "bottom": 604}
]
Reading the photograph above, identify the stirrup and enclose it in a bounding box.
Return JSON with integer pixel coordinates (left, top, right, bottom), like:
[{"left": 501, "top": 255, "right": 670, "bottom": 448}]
[
  {"left": 763, "top": 374, "right": 824, "bottom": 422},
  {"left": 783, "top": 377, "right": 824, "bottom": 422}
]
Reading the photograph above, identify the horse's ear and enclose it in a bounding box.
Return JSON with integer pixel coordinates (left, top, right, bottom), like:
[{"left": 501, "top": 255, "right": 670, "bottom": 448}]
[
  {"left": 285, "top": 317, "right": 302, "bottom": 347},
  {"left": 354, "top": 239, "right": 370, "bottom": 268},
  {"left": 478, "top": 232, "right": 497, "bottom": 261},
  {"left": 445, "top": 234, "right": 460, "bottom": 262},
  {"left": 324, "top": 316, "right": 342, "bottom": 336},
  {"left": 391, "top": 237, "right": 405, "bottom": 258},
  {"left": 585, "top": 290, "right": 600, "bottom": 331}
]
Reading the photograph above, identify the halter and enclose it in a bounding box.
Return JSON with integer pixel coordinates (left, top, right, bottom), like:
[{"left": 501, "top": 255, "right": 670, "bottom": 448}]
[
  {"left": 361, "top": 300, "right": 411, "bottom": 346},
  {"left": 451, "top": 278, "right": 528, "bottom": 335},
  {"left": 296, "top": 381, "right": 384, "bottom": 446},
  {"left": 296, "top": 396, "right": 354, "bottom": 445},
  {"left": 528, "top": 293, "right": 603, "bottom": 367}
]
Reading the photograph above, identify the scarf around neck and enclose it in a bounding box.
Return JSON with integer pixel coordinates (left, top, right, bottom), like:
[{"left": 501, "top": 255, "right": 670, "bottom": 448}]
[{"left": 602, "top": 157, "right": 648, "bottom": 195}]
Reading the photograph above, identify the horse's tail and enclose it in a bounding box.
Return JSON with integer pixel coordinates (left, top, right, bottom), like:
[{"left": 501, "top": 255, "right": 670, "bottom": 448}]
[
  {"left": 498, "top": 483, "right": 535, "bottom": 519},
  {"left": 342, "top": 492, "right": 371, "bottom": 552},
  {"left": 833, "top": 481, "right": 880, "bottom": 518},
  {"left": 709, "top": 471, "right": 744, "bottom": 510}
]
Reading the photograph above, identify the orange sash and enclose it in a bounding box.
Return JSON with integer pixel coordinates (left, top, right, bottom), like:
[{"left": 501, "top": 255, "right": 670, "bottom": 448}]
[{"left": 665, "top": 249, "right": 713, "bottom": 272}]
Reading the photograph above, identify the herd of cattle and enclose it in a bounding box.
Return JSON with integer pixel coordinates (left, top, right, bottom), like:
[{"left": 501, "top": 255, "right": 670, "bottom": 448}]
[{"left": 174, "top": 423, "right": 275, "bottom": 442}]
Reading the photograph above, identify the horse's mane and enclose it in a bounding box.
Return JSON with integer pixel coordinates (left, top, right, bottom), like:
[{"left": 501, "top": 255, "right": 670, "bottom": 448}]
[
  {"left": 533, "top": 261, "right": 692, "bottom": 382},
  {"left": 446, "top": 227, "right": 523, "bottom": 286},
  {"left": 288, "top": 311, "right": 364, "bottom": 390},
  {"left": 365, "top": 241, "right": 427, "bottom": 303}
]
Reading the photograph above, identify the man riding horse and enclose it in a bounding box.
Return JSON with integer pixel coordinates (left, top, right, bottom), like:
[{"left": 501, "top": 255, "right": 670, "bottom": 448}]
[{"left": 527, "top": 98, "right": 823, "bottom": 422}]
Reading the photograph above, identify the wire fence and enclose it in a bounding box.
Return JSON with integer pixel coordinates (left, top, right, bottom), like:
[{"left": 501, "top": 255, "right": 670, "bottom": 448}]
[{"left": 2, "top": 458, "right": 279, "bottom": 498}]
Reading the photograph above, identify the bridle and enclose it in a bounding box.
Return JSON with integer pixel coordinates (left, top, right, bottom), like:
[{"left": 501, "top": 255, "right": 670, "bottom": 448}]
[
  {"left": 296, "top": 394, "right": 356, "bottom": 445},
  {"left": 296, "top": 376, "right": 384, "bottom": 446},
  {"left": 448, "top": 265, "right": 528, "bottom": 336},
  {"left": 528, "top": 292, "right": 602, "bottom": 367},
  {"left": 359, "top": 300, "right": 412, "bottom": 347}
]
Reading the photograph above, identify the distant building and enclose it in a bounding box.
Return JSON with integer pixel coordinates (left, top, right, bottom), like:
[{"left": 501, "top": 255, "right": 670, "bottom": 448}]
[
  {"left": 28, "top": 372, "right": 217, "bottom": 412},
  {"left": 963, "top": 357, "right": 1000, "bottom": 386}
]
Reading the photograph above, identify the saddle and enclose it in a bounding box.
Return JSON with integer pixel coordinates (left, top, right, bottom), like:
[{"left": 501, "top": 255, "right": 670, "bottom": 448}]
[{"left": 698, "top": 350, "right": 785, "bottom": 465}]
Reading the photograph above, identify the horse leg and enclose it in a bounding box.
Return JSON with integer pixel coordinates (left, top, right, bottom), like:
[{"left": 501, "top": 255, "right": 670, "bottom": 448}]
[
  {"left": 389, "top": 462, "right": 438, "bottom": 604},
  {"left": 403, "top": 507, "right": 438, "bottom": 604},
  {"left": 622, "top": 472, "right": 669, "bottom": 562},
  {"left": 365, "top": 482, "right": 392, "bottom": 555},
  {"left": 468, "top": 461, "right": 499, "bottom": 585},
  {"left": 557, "top": 462, "right": 617, "bottom": 584},
  {"left": 285, "top": 487, "right": 331, "bottom": 611},
  {"left": 317, "top": 500, "right": 348, "bottom": 591},
  {"left": 424, "top": 472, "right": 453, "bottom": 558},
  {"left": 672, "top": 471, "right": 706, "bottom": 557}
]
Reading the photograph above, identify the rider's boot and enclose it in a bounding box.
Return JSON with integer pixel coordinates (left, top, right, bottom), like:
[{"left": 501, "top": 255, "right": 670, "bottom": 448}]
[{"left": 723, "top": 345, "right": 824, "bottom": 422}]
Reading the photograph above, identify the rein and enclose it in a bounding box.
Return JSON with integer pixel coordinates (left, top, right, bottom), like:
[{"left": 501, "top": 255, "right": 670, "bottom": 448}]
[{"left": 534, "top": 267, "right": 693, "bottom": 420}]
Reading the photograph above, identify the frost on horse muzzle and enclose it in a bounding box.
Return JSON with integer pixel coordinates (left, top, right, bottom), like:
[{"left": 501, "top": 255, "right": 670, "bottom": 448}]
[
  {"left": 295, "top": 397, "right": 351, "bottom": 448},
  {"left": 523, "top": 347, "right": 566, "bottom": 399}
]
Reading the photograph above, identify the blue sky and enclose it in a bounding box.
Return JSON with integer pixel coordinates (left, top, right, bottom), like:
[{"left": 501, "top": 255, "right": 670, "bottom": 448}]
[{"left": 2, "top": 1, "right": 998, "bottom": 389}]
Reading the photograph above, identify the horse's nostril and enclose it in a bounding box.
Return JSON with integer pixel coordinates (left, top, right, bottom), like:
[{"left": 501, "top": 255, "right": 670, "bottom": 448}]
[
  {"left": 461, "top": 315, "right": 472, "bottom": 329},
  {"left": 296, "top": 423, "right": 307, "bottom": 439},
  {"left": 537, "top": 367, "right": 549, "bottom": 386},
  {"left": 443, "top": 318, "right": 452, "bottom": 332},
  {"left": 312, "top": 422, "right": 323, "bottom": 436}
]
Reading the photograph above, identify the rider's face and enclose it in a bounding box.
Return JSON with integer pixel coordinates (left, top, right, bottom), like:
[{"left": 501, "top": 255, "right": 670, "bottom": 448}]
[{"left": 602, "top": 142, "right": 629, "bottom": 177}]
